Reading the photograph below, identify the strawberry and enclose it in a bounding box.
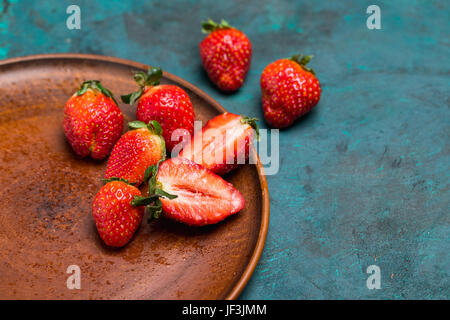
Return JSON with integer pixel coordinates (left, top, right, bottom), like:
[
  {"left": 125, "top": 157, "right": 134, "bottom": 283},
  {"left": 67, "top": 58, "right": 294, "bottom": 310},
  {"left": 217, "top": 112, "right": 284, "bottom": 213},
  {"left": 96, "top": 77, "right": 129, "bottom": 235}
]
[
  {"left": 261, "top": 54, "right": 321, "bottom": 128},
  {"left": 63, "top": 80, "right": 123, "bottom": 160},
  {"left": 200, "top": 19, "right": 252, "bottom": 91},
  {"left": 104, "top": 120, "right": 165, "bottom": 185},
  {"left": 92, "top": 180, "right": 144, "bottom": 247},
  {"left": 179, "top": 112, "right": 259, "bottom": 175},
  {"left": 121, "top": 67, "right": 195, "bottom": 152},
  {"left": 132, "top": 158, "right": 245, "bottom": 226}
]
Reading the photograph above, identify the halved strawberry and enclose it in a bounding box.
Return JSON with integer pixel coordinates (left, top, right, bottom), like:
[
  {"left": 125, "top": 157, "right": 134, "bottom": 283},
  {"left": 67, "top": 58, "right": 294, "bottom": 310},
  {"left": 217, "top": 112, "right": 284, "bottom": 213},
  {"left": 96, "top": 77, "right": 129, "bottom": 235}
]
[
  {"left": 132, "top": 158, "right": 245, "bottom": 226},
  {"left": 179, "top": 112, "right": 259, "bottom": 175}
]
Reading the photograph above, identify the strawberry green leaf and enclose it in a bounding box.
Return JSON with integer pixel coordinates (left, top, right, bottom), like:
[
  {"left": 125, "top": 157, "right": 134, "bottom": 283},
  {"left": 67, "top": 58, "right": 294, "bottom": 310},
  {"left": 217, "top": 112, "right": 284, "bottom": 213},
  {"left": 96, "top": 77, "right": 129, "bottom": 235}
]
[
  {"left": 77, "top": 81, "right": 90, "bottom": 96},
  {"left": 130, "top": 159, "right": 177, "bottom": 221},
  {"left": 201, "top": 18, "right": 232, "bottom": 33},
  {"left": 143, "top": 165, "right": 154, "bottom": 183},
  {"left": 131, "top": 195, "right": 160, "bottom": 206},
  {"left": 146, "top": 67, "right": 163, "bottom": 86},
  {"left": 133, "top": 71, "right": 148, "bottom": 87},
  {"left": 154, "top": 188, "right": 178, "bottom": 200},
  {"left": 148, "top": 159, "right": 164, "bottom": 194},
  {"left": 144, "top": 120, "right": 166, "bottom": 159},
  {"left": 121, "top": 67, "right": 162, "bottom": 104},
  {"left": 128, "top": 120, "right": 147, "bottom": 130},
  {"left": 95, "top": 81, "right": 117, "bottom": 103},
  {"left": 220, "top": 19, "right": 231, "bottom": 28},
  {"left": 121, "top": 88, "right": 143, "bottom": 105},
  {"left": 77, "top": 80, "right": 118, "bottom": 105},
  {"left": 120, "top": 93, "right": 132, "bottom": 104},
  {"left": 289, "top": 54, "right": 316, "bottom": 75},
  {"left": 147, "top": 120, "right": 163, "bottom": 136},
  {"left": 130, "top": 88, "right": 144, "bottom": 104},
  {"left": 298, "top": 55, "right": 312, "bottom": 65},
  {"left": 241, "top": 115, "right": 260, "bottom": 141},
  {"left": 146, "top": 198, "right": 163, "bottom": 222}
]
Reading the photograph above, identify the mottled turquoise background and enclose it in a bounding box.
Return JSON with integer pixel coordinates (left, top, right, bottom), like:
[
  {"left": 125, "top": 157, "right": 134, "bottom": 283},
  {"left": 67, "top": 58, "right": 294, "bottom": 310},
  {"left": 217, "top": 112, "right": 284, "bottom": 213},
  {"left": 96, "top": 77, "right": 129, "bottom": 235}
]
[{"left": 1, "top": 0, "right": 448, "bottom": 299}]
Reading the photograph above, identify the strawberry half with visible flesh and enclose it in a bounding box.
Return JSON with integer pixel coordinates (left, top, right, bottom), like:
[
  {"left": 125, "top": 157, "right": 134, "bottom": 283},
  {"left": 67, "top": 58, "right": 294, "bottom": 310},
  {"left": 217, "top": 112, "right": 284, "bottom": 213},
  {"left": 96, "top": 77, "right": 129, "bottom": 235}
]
[
  {"left": 132, "top": 158, "right": 245, "bottom": 226},
  {"left": 104, "top": 120, "right": 165, "bottom": 185},
  {"left": 200, "top": 19, "right": 252, "bottom": 91},
  {"left": 179, "top": 112, "right": 259, "bottom": 175},
  {"left": 121, "top": 67, "right": 195, "bottom": 153},
  {"left": 261, "top": 54, "right": 321, "bottom": 128},
  {"left": 92, "top": 180, "right": 144, "bottom": 247},
  {"left": 63, "top": 80, "right": 123, "bottom": 160}
]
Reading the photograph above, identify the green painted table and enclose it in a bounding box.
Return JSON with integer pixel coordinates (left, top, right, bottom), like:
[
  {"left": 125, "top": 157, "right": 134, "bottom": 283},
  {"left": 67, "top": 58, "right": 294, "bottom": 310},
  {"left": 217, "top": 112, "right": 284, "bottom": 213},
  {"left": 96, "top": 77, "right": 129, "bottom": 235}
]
[{"left": 0, "top": 0, "right": 448, "bottom": 299}]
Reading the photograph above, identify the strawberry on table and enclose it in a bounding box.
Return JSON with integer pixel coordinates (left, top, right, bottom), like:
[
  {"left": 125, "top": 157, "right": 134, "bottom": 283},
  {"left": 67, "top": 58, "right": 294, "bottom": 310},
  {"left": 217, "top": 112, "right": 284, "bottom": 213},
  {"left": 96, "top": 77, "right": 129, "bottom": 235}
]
[
  {"left": 63, "top": 80, "right": 123, "bottom": 160},
  {"left": 104, "top": 120, "right": 165, "bottom": 186},
  {"left": 92, "top": 180, "right": 144, "bottom": 247},
  {"left": 261, "top": 54, "right": 321, "bottom": 128},
  {"left": 132, "top": 158, "right": 245, "bottom": 226},
  {"left": 200, "top": 19, "right": 252, "bottom": 91},
  {"left": 121, "top": 67, "right": 195, "bottom": 153},
  {"left": 179, "top": 112, "right": 259, "bottom": 176}
]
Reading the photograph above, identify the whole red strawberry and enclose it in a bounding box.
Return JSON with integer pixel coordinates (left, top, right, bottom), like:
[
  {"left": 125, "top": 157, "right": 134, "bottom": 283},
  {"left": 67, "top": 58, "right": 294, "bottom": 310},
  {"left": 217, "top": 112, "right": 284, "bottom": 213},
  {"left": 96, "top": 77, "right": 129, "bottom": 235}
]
[
  {"left": 121, "top": 67, "right": 194, "bottom": 152},
  {"left": 63, "top": 80, "right": 123, "bottom": 159},
  {"left": 132, "top": 158, "right": 245, "bottom": 226},
  {"left": 104, "top": 120, "right": 165, "bottom": 185},
  {"left": 179, "top": 112, "right": 259, "bottom": 175},
  {"left": 200, "top": 19, "right": 252, "bottom": 91},
  {"left": 261, "top": 55, "right": 321, "bottom": 128},
  {"left": 92, "top": 180, "right": 144, "bottom": 247}
]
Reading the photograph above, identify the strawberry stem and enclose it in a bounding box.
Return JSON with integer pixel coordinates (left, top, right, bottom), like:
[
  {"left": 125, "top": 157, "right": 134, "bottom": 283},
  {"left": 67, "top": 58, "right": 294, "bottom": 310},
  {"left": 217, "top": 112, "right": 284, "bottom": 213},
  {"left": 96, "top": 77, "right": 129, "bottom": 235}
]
[
  {"left": 289, "top": 54, "right": 316, "bottom": 75},
  {"left": 121, "top": 67, "right": 163, "bottom": 105},
  {"left": 131, "top": 195, "right": 161, "bottom": 206},
  {"left": 201, "top": 18, "right": 232, "bottom": 33},
  {"left": 77, "top": 80, "right": 118, "bottom": 105}
]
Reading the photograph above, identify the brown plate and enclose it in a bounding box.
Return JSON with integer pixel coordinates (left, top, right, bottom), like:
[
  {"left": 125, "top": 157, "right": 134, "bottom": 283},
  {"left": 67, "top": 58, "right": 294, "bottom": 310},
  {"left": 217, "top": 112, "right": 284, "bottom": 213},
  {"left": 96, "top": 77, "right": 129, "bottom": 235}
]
[{"left": 0, "top": 53, "right": 269, "bottom": 300}]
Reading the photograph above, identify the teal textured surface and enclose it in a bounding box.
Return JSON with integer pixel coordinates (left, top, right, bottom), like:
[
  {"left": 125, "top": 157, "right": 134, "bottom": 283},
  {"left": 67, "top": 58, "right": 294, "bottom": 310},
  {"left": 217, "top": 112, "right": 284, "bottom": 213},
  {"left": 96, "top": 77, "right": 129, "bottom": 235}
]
[{"left": 0, "top": 0, "right": 448, "bottom": 299}]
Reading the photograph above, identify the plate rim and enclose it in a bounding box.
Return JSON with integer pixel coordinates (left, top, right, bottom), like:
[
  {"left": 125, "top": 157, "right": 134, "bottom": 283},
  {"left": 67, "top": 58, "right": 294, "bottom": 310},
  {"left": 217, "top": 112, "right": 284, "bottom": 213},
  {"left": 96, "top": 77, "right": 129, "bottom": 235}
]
[{"left": 0, "top": 53, "right": 270, "bottom": 300}]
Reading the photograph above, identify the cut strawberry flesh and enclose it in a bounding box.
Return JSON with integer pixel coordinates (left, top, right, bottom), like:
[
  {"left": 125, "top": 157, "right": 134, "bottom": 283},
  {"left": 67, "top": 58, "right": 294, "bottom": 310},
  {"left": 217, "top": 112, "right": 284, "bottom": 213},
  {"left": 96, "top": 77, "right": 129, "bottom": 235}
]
[
  {"left": 156, "top": 158, "right": 245, "bottom": 226},
  {"left": 179, "top": 113, "right": 254, "bottom": 175}
]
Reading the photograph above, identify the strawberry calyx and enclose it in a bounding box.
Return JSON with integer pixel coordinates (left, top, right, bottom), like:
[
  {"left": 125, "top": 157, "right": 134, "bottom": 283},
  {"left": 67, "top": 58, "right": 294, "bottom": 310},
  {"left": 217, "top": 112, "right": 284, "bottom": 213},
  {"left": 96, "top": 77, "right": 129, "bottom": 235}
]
[
  {"left": 131, "top": 160, "right": 177, "bottom": 222},
  {"left": 121, "top": 67, "right": 163, "bottom": 105},
  {"left": 241, "top": 115, "right": 260, "bottom": 140},
  {"left": 289, "top": 54, "right": 316, "bottom": 75},
  {"left": 77, "top": 80, "right": 118, "bottom": 104},
  {"left": 201, "top": 18, "right": 232, "bottom": 33},
  {"left": 128, "top": 120, "right": 163, "bottom": 135}
]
